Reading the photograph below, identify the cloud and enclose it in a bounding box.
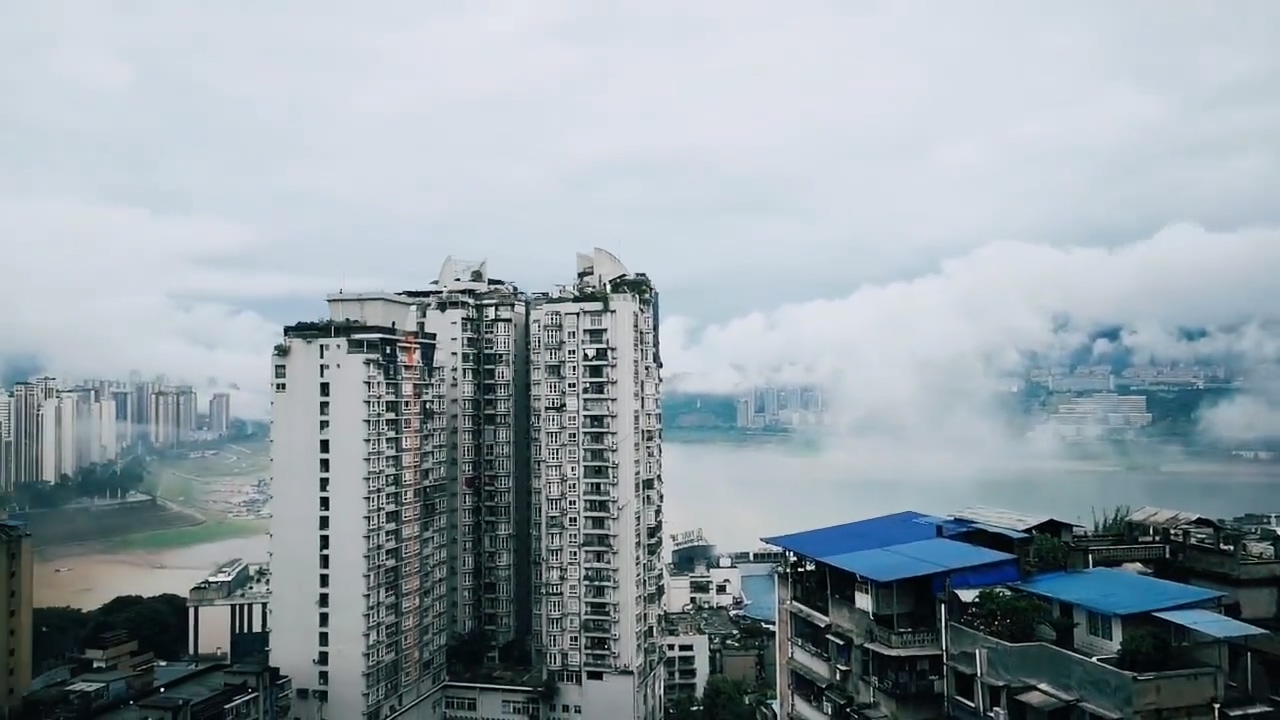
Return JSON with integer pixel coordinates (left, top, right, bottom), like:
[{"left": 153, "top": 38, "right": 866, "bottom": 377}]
[
  {"left": 662, "top": 224, "right": 1280, "bottom": 460},
  {"left": 1, "top": 2, "right": 1279, "bottom": 421}
]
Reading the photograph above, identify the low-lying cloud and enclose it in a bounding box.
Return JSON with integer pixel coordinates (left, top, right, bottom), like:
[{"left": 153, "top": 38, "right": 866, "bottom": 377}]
[{"left": 661, "top": 224, "right": 1280, "bottom": 466}]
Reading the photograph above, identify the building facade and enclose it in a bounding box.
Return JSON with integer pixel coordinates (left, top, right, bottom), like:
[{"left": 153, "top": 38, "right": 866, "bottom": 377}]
[
  {"left": 765, "top": 511, "right": 1024, "bottom": 720},
  {"left": 0, "top": 520, "right": 34, "bottom": 711},
  {"left": 267, "top": 249, "right": 664, "bottom": 720},
  {"left": 268, "top": 295, "right": 450, "bottom": 720},
  {"left": 209, "top": 392, "right": 232, "bottom": 436},
  {"left": 528, "top": 249, "right": 665, "bottom": 719},
  {"left": 408, "top": 258, "right": 533, "bottom": 650}
]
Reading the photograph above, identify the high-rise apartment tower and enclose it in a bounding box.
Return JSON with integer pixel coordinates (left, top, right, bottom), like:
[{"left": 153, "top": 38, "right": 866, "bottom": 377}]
[
  {"left": 527, "top": 249, "right": 666, "bottom": 718},
  {"left": 269, "top": 294, "right": 450, "bottom": 720}
]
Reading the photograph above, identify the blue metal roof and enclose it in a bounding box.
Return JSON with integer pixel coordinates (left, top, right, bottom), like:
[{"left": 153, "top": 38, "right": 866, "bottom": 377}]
[
  {"left": 1152, "top": 609, "right": 1269, "bottom": 639},
  {"left": 762, "top": 511, "right": 944, "bottom": 560},
  {"left": 1015, "top": 568, "right": 1224, "bottom": 616},
  {"left": 822, "top": 538, "right": 1017, "bottom": 583},
  {"left": 923, "top": 517, "right": 1030, "bottom": 540}
]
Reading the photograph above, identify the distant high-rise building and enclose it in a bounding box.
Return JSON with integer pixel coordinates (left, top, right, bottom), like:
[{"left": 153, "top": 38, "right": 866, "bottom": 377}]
[
  {"left": 113, "top": 389, "right": 135, "bottom": 448},
  {"left": 149, "top": 389, "right": 180, "bottom": 448},
  {"left": 0, "top": 520, "right": 33, "bottom": 711},
  {"left": 209, "top": 392, "right": 232, "bottom": 436},
  {"left": 270, "top": 295, "right": 450, "bottom": 720},
  {"left": 10, "top": 383, "right": 42, "bottom": 485},
  {"left": 527, "top": 249, "right": 665, "bottom": 718},
  {"left": 0, "top": 390, "right": 12, "bottom": 491}
]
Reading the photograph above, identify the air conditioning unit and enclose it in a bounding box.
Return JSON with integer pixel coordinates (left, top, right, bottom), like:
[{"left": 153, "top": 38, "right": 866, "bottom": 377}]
[{"left": 992, "top": 709, "right": 1008, "bottom": 720}]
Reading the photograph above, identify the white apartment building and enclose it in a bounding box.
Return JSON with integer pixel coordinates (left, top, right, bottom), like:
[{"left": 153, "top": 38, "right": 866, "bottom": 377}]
[
  {"left": 529, "top": 249, "right": 666, "bottom": 720},
  {"left": 36, "top": 389, "right": 120, "bottom": 483},
  {"left": 209, "top": 392, "right": 232, "bottom": 436},
  {"left": 10, "top": 383, "right": 43, "bottom": 485},
  {"left": 408, "top": 258, "right": 533, "bottom": 650},
  {"left": 269, "top": 294, "right": 451, "bottom": 720}
]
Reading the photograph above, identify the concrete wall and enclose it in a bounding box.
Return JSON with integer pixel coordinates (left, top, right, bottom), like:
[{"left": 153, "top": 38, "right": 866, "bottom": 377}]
[{"left": 947, "top": 623, "right": 1221, "bottom": 717}]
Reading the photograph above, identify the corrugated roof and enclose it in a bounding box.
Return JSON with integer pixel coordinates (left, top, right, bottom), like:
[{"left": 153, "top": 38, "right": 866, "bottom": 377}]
[
  {"left": 821, "top": 538, "right": 1017, "bottom": 583},
  {"left": 1152, "top": 609, "right": 1269, "bottom": 639},
  {"left": 1015, "top": 568, "right": 1223, "bottom": 615},
  {"left": 1126, "top": 506, "right": 1219, "bottom": 529},
  {"left": 924, "top": 517, "right": 1030, "bottom": 540},
  {"left": 951, "top": 505, "right": 1080, "bottom": 532},
  {"left": 762, "top": 511, "right": 943, "bottom": 559}
]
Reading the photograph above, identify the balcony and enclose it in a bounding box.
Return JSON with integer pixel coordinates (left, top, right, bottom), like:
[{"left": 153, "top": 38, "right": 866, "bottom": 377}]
[
  {"left": 946, "top": 623, "right": 1222, "bottom": 718},
  {"left": 790, "top": 694, "right": 829, "bottom": 720},
  {"left": 789, "top": 640, "right": 832, "bottom": 682},
  {"left": 872, "top": 625, "right": 940, "bottom": 651}
]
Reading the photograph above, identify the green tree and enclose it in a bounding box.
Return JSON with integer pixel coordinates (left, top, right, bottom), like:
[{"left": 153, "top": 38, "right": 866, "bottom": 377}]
[
  {"left": 1091, "top": 506, "right": 1130, "bottom": 535},
  {"left": 1117, "top": 626, "right": 1172, "bottom": 672},
  {"left": 960, "top": 589, "right": 1058, "bottom": 643},
  {"left": 1027, "top": 534, "right": 1068, "bottom": 573},
  {"left": 32, "top": 594, "right": 188, "bottom": 671},
  {"left": 700, "top": 676, "right": 753, "bottom": 720},
  {"left": 668, "top": 693, "right": 700, "bottom": 720}
]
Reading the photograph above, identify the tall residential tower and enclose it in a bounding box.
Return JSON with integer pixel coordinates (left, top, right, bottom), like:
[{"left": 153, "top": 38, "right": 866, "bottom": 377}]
[
  {"left": 528, "top": 249, "right": 666, "bottom": 718},
  {"left": 269, "top": 294, "right": 450, "bottom": 720}
]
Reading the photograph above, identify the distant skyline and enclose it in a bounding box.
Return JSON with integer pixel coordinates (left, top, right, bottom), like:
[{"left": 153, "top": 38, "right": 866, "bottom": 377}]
[{"left": 2, "top": 3, "right": 1279, "bottom": 435}]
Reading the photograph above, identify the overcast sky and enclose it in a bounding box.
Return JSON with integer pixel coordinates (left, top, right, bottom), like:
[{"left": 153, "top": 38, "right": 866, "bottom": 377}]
[{"left": 2, "top": 2, "right": 1279, "bottom": 423}]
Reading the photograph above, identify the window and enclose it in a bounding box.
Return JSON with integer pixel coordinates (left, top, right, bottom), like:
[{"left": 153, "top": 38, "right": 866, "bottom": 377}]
[
  {"left": 1086, "top": 611, "right": 1114, "bottom": 641},
  {"left": 274, "top": 365, "right": 287, "bottom": 379}
]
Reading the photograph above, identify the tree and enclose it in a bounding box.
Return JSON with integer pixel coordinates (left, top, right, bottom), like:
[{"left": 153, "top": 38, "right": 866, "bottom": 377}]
[
  {"left": 960, "top": 589, "right": 1059, "bottom": 643},
  {"left": 1027, "top": 534, "right": 1068, "bottom": 573},
  {"left": 668, "top": 693, "right": 699, "bottom": 720},
  {"left": 1091, "top": 506, "right": 1130, "bottom": 535},
  {"left": 1117, "top": 626, "right": 1172, "bottom": 672},
  {"left": 33, "top": 594, "right": 188, "bottom": 671},
  {"left": 700, "top": 676, "right": 753, "bottom": 720}
]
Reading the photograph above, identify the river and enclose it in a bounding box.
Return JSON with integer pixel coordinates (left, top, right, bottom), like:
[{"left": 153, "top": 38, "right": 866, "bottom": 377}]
[{"left": 35, "top": 442, "right": 1280, "bottom": 612}]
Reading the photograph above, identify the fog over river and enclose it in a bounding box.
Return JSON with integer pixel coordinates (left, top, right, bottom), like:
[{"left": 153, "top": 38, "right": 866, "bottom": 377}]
[{"left": 36, "top": 441, "right": 1280, "bottom": 615}]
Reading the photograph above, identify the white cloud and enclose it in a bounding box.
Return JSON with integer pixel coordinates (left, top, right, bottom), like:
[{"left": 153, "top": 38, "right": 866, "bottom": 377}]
[{"left": 1, "top": 2, "right": 1279, "bottom": 423}]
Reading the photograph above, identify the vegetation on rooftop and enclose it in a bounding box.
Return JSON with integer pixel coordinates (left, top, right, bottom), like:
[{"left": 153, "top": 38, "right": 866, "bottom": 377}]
[
  {"left": 1091, "top": 505, "right": 1132, "bottom": 535},
  {"left": 1026, "top": 534, "right": 1069, "bottom": 573},
  {"left": 1117, "top": 626, "right": 1174, "bottom": 673},
  {"left": 959, "top": 588, "right": 1071, "bottom": 643}
]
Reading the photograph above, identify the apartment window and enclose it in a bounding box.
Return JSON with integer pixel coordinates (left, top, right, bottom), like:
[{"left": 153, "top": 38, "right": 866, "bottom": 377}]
[
  {"left": 318, "top": 516, "right": 329, "bottom": 531},
  {"left": 319, "top": 631, "right": 329, "bottom": 647},
  {"left": 1086, "top": 611, "right": 1114, "bottom": 641},
  {"left": 320, "top": 497, "right": 329, "bottom": 512},
  {"left": 319, "top": 382, "right": 330, "bottom": 397},
  {"left": 318, "top": 671, "right": 328, "bottom": 686},
  {"left": 320, "top": 554, "right": 329, "bottom": 570},
  {"left": 274, "top": 365, "right": 287, "bottom": 379},
  {"left": 319, "top": 439, "right": 329, "bottom": 454},
  {"left": 319, "top": 401, "right": 330, "bottom": 416},
  {"left": 319, "top": 477, "right": 329, "bottom": 493},
  {"left": 319, "top": 612, "right": 329, "bottom": 628},
  {"left": 319, "top": 458, "right": 329, "bottom": 473}
]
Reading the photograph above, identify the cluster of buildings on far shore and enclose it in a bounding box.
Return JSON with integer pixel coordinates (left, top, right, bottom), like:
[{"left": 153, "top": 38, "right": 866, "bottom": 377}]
[
  {"left": 1028, "top": 364, "right": 1233, "bottom": 393},
  {"left": 0, "top": 375, "right": 233, "bottom": 491},
  {"left": 736, "top": 384, "right": 827, "bottom": 430}
]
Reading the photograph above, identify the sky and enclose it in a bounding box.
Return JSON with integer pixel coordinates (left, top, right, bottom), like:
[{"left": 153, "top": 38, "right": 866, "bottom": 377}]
[{"left": 2, "top": 2, "right": 1280, "bottom": 438}]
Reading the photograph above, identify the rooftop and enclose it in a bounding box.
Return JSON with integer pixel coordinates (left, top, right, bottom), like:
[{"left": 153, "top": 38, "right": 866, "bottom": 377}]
[
  {"left": 1151, "top": 609, "right": 1269, "bottom": 640},
  {"left": 822, "top": 537, "right": 1017, "bottom": 583},
  {"left": 1015, "top": 568, "right": 1224, "bottom": 616},
  {"left": 762, "top": 510, "right": 943, "bottom": 559},
  {"left": 1126, "top": 506, "right": 1221, "bottom": 530},
  {"left": 951, "top": 505, "right": 1080, "bottom": 532}
]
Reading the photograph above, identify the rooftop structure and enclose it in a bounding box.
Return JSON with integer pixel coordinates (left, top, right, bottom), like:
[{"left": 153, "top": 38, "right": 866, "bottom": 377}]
[
  {"left": 188, "top": 562, "right": 270, "bottom": 660},
  {"left": 1014, "top": 568, "right": 1223, "bottom": 616},
  {"left": 946, "top": 567, "right": 1269, "bottom": 719},
  {"left": 765, "top": 511, "right": 1028, "bottom": 720},
  {"left": 950, "top": 505, "right": 1080, "bottom": 540}
]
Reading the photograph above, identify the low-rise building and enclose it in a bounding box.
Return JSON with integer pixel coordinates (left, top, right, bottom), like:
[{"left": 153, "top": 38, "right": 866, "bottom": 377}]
[
  {"left": 661, "top": 607, "right": 776, "bottom": 707},
  {"left": 765, "top": 511, "right": 1025, "bottom": 720},
  {"left": 22, "top": 660, "right": 292, "bottom": 719},
  {"left": 946, "top": 567, "right": 1271, "bottom": 719}
]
